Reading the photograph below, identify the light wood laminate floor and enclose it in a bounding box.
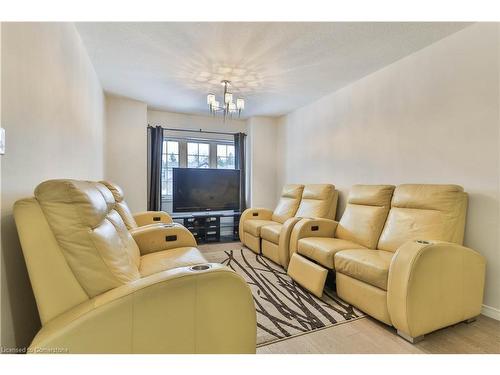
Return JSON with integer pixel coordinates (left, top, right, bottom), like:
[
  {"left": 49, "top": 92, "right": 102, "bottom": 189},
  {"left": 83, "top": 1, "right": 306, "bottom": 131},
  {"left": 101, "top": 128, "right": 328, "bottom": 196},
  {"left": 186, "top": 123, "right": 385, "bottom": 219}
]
[{"left": 199, "top": 242, "right": 500, "bottom": 354}]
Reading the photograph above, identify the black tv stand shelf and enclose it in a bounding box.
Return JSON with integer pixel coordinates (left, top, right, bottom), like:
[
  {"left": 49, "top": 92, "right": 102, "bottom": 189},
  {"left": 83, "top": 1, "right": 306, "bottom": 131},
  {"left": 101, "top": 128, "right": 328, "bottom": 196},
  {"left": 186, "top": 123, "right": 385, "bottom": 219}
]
[{"left": 171, "top": 211, "right": 241, "bottom": 244}]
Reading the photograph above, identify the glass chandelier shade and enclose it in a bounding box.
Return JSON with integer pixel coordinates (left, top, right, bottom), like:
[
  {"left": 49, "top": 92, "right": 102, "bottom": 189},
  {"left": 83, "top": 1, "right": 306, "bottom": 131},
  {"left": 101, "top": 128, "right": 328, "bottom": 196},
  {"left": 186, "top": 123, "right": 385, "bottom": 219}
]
[
  {"left": 207, "top": 94, "right": 215, "bottom": 105},
  {"left": 207, "top": 80, "right": 245, "bottom": 119}
]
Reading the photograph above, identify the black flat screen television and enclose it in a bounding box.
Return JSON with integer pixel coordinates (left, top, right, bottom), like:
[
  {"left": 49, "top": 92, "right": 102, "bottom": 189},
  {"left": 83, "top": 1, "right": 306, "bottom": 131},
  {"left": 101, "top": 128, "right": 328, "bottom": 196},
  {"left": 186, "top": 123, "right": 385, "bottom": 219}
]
[{"left": 172, "top": 168, "right": 240, "bottom": 212}]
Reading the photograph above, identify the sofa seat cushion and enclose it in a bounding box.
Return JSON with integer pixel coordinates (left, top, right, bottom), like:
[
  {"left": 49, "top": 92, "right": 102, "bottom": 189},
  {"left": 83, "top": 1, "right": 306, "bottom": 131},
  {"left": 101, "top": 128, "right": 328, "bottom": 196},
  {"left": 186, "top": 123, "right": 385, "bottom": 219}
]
[
  {"left": 334, "top": 249, "right": 393, "bottom": 290},
  {"left": 297, "top": 237, "right": 366, "bottom": 269},
  {"left": 260, "top": 224, "right": 282, "bottom": 244},
  {"left": 243, "top": 219, "right": 277, "bottom": 237},
  {"left": 139, "top": 247, "right": 207, "bottom": 277}
]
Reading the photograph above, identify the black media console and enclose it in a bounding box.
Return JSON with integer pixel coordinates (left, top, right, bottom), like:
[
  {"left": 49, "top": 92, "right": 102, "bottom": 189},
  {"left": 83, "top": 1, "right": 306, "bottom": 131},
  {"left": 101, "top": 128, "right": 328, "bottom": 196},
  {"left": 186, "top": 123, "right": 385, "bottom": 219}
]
[{"left": 171, "top": 212, "right": 241, "bottom": 244}]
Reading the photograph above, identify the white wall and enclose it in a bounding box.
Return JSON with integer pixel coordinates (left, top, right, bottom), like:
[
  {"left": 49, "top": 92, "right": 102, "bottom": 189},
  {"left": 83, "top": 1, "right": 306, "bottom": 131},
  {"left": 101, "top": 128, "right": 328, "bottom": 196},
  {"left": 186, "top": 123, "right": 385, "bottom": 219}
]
[
  {"left": 105, "top": 95, "right": 148, "bottom": 213},
  {"left": 247, "top": 117, "right": 279, "bottom": 208},
  {"left": 276, "top": 23, "right": 500, "bottom": 317},
  {"left": 0, "top": 22, "right": 105, "bottom": 349}
]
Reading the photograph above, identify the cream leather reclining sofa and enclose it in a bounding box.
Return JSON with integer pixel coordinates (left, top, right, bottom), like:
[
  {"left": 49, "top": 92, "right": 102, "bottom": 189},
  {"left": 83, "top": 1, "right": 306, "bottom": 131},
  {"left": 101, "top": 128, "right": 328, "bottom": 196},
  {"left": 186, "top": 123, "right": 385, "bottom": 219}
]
[
  {"left": 100, "top": 180, "right": 173, "bottom": 229},
  {"left": 14, "top": 179, "right": 256, "bottom": 353},
  {"left": 239, "top": 184, "right": 338, "bottom": 267},
  {"left": 288, "top": 184, "right": 485, "bottom": 343}
]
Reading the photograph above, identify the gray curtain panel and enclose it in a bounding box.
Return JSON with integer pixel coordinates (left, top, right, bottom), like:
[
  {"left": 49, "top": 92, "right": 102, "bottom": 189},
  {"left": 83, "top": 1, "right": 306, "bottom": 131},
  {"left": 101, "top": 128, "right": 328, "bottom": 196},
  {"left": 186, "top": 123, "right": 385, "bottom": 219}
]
[
  {"left": 147, "top": 126, "right": 163, "bottom": 211},
  {"left": 234, "top": 132, "right": 247, "bottom": 212}
]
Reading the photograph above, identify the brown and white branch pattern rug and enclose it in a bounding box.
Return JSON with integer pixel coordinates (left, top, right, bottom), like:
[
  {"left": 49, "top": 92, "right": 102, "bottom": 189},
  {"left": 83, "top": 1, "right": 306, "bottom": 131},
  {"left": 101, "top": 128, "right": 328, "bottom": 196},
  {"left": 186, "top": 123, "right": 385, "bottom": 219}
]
[{"left": 205, "top": 247, "right": 365, "bottom": 346}]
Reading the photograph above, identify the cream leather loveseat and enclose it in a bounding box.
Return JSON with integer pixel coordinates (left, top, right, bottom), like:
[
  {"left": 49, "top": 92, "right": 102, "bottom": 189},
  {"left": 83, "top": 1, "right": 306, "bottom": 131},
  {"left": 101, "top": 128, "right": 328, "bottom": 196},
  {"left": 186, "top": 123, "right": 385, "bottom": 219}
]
[
  {"left": 14, "top": 179, "right": 256, "bottom": 353},
  {"left": 288, "top": 184, "right": 485, "bottom": 343},
  {"left": 100, "top": 180, "right": 173, "bottom": 229},
  {"left": 239, "top": 184, "right": 338, "bottom": 267}
]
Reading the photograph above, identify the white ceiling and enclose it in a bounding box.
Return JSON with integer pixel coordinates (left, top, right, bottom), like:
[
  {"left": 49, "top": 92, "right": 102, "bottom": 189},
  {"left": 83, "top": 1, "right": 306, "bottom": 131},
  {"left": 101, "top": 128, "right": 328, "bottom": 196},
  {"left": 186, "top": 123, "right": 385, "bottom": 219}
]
[{"left": 76, "top": 22, "right": 471, "bottom": 118}]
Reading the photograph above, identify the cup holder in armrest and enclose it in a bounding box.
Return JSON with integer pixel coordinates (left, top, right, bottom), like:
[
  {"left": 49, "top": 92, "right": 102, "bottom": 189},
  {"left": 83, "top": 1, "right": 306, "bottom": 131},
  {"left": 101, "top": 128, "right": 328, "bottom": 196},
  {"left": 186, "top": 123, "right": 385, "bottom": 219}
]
[
  {"left": 416, "top": 240, "right": 431, "bottom": 245},
  {"left": 190, "top": 264, "right": 212, "bottom": 271}
]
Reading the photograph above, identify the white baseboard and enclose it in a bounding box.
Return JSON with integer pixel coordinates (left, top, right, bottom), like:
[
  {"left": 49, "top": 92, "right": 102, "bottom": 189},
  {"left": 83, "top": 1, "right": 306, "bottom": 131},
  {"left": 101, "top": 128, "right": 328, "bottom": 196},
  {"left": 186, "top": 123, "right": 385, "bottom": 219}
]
[{"left": 481, "top": 304, "right": 500, "bottom": 320}]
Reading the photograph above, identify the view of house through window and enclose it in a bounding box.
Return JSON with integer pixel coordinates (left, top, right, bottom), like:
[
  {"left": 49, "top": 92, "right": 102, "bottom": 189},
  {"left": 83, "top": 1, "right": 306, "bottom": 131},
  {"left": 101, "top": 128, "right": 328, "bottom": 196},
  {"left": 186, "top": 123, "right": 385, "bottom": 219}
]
[
  {"left": 161, "top": 137, "right": 236, "bottom": 201},
  {"left": 187, "top": 142, "right": 210, "bottom": 168},
  {"left": 217, "top": 144, "right": 235, "bottom": 169}
]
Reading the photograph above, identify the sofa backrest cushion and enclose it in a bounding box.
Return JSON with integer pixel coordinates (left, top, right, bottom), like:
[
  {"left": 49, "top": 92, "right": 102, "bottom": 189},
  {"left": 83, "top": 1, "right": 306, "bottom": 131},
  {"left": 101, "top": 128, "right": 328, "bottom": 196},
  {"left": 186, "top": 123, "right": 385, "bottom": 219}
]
[
  {"left": 377, "top": 184, "right": 468, "bottom": 252},
  {"left": 35, "top": 180, "right": 141, "bottom": 297},
  {"left": 272, "top": 184, "right": 305, "bottom": 224},
  {"left": 14, "top": 198, "right": 90, "bottom": 324},
  {"left": 100, "top": 180, "right": 138, "bottom": 230},
  {"left": 336, "top": 185, "right": 395, "bottom": 249},
  {"left": 295, "top": 184, "right": 338, "bottom": 220}
]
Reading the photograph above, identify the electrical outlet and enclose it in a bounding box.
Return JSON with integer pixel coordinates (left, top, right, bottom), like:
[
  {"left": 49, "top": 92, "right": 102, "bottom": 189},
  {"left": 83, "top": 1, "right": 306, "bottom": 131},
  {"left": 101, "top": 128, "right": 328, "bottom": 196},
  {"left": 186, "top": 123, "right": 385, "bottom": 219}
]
[{"left": 0, "top": 128, "right": 5, "bottom": 155}]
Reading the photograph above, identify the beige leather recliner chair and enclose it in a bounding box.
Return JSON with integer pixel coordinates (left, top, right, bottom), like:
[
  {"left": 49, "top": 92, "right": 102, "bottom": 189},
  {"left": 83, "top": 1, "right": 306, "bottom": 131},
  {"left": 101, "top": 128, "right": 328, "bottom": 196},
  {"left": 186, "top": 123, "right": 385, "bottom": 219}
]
[
  {"left": 239, "top": 184, "right": 338, "bottom": 268},
  {"left": 261, "top": 184, "right": 338, "bottom": 267},
  {"left": 14, "top": 179, "right": 256, "bottom": 353},
  {"left": 239, "top": 184, "right": 304, "bottom": 255},
  {"left": 288, "top": 184, "right": 485, "bottom": 343},
  {"left": 100, "top": 180, "right": 173, "bottom": 229},
  {"left": 288, "top": 184, "right": 395, "bottom": 296}
]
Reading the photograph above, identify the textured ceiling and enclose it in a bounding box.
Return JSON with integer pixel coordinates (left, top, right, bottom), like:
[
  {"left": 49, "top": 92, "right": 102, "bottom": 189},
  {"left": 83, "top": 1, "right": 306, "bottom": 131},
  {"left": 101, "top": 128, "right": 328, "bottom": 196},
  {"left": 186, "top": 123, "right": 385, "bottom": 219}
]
[{"left": 76, "top": 22, "right": 471, "bottom": 118}]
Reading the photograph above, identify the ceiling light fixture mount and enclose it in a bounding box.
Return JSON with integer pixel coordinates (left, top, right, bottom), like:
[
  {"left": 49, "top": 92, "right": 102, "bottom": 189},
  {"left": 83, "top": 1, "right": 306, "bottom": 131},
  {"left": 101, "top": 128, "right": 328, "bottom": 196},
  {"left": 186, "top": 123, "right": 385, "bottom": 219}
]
[{"left": 207, "top": 80, "right": 244, "bottom": 120}]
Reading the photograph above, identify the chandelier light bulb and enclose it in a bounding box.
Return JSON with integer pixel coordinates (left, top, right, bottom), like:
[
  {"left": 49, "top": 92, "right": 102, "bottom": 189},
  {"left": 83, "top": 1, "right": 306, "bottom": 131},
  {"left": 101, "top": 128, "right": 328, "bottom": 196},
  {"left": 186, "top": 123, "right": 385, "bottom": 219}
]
[
  {"left": 229, "top": 102, "right": 236, "bottom": 112},
  {"left": 236, "top": 98, "right": 245, "bottom": 110},
  {"left": 224, "top": 92, "right": 233, "bottom": 104}
]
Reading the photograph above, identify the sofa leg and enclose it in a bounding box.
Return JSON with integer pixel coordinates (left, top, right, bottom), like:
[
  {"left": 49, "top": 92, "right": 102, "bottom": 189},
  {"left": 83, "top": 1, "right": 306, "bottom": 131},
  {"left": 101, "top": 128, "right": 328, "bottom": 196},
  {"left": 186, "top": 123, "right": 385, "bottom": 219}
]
[
  {"left": 397, "top": 330, "right": 424, "bottom": 344},
  {"left": 464, "top": 317, "right": 477, "bottom": 324}
]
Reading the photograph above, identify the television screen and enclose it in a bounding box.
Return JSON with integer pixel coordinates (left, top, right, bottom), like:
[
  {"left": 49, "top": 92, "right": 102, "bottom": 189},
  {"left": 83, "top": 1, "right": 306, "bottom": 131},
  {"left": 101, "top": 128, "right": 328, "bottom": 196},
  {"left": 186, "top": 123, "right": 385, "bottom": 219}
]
[{"left": 172, "top": 168, "right": 240, "bottom": 212}]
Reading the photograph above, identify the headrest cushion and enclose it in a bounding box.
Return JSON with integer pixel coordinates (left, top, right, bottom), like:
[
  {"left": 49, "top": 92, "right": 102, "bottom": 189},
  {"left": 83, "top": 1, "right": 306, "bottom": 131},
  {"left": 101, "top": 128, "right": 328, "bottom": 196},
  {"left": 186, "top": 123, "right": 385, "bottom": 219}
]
[
  {"left": 35, "top": 180, "right": 108, "bottom": 228},
  {"left": 348, "top": 185, "right": 395, "bottom": 207},
  {"left": 281, "top": 184, "right": 304, "bottom": 199},
  {"left": 392, "top": 184, "right": 465, "bottom": 211},
  {"left": 302, "top": 184, "right": 335, "bottom": 200},
  {"left": 99, "top": 181, "right": 124, "bottom": 202}
]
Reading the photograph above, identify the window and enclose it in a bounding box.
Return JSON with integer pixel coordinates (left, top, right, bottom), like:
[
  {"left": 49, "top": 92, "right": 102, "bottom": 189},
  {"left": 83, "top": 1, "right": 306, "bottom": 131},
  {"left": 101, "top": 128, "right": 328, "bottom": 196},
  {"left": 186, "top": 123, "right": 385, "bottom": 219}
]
[
  {"left": 187, "top": 142, "right": 210, "bottom": 168},
  {"left": 216, "top": 144, "right": 235, "bottom": 169},
  {"left": 161, "top": 137, "right": 236, "bottom": 203},
  {"left": 162, "top": 140, "right": 179, "bottom": 197}
]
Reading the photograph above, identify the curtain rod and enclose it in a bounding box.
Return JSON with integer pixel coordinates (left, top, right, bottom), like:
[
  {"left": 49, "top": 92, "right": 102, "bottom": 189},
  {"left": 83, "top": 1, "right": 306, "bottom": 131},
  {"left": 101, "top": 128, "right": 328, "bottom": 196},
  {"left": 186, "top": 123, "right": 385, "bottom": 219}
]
[{"left": 148, "top": 125, "right": 246, "bottom": 137}]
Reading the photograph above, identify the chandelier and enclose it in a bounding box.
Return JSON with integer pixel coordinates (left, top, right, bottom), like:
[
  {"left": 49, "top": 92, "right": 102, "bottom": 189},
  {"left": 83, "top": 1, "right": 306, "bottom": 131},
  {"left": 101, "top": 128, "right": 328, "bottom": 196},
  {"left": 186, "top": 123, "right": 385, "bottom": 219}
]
[{"left": 206, "top": 80, "right": 245, "bottom": 119}]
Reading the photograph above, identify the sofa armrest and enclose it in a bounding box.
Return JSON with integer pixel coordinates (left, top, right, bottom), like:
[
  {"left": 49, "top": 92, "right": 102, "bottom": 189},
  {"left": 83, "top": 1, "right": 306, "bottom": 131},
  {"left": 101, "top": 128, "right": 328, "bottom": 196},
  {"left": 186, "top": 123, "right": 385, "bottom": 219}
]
[
  {"left": 133, "top": 211, "right": 173, "bottom": 227},
  {"left": 29, "top": 264, "right": 256, "bottom": 353},
  {"left": 278, "top": 217, "right": 302, "bottom": 268},
  {"left": 238, "top": 208, "right": 273, "bottom": 240},
  {"left": 289, "top": 218, "right": 338, "bottom": 255},
  {"left": 130, "top": 224, "right": 197, "bottom": 255},
  {"left": 387, "top": 240, "right": 485, "bottom": 339}
]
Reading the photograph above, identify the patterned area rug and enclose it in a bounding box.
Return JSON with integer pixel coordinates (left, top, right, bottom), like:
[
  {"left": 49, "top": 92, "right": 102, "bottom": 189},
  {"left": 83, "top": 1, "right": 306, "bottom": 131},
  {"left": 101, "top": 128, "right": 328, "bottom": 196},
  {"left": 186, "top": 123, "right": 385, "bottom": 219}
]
[{"left": 205, "top": 247, "right": 365, "bottom": 346}]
